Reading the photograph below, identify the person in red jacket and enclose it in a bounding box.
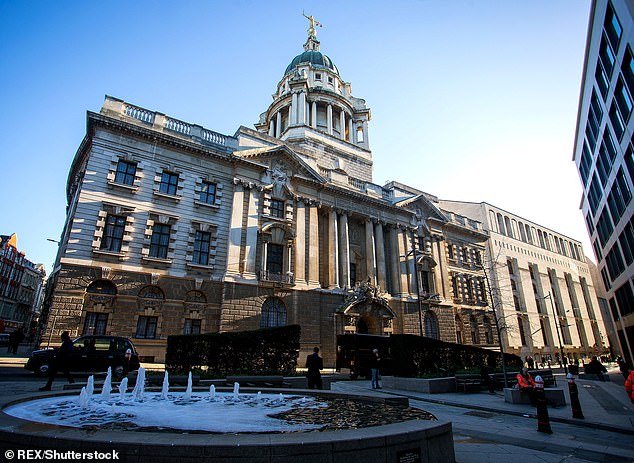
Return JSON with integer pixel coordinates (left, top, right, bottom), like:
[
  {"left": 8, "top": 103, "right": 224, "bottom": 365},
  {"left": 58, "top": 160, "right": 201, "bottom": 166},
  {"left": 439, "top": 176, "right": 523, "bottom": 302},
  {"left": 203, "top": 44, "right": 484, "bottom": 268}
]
[
  {"left": 625, "top": 369, "right": 634, "bottom": 405},
  {"left": 516, "top": 367, "right": 536, "bottom": 405}
]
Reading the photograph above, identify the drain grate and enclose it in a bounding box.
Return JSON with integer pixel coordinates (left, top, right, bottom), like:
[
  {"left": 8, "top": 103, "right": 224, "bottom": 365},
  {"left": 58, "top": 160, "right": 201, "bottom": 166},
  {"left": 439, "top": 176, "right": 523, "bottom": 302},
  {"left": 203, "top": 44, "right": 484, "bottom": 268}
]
[{"left": 464, "top": 410, "right": 496, "bottom": 418}]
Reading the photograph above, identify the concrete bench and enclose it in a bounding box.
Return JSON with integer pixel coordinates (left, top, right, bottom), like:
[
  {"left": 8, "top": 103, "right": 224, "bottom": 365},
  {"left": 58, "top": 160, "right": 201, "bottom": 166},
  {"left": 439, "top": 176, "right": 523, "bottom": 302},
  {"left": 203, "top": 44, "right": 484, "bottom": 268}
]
[
  {"left": 504, "top": 387, "right": 566, "bottom": 406},
  {"left": 455, "top": 374, "right": 481, "bottom": 393},
  {"left": 226, "top": 375, "right": 285, "bottom": 388}
]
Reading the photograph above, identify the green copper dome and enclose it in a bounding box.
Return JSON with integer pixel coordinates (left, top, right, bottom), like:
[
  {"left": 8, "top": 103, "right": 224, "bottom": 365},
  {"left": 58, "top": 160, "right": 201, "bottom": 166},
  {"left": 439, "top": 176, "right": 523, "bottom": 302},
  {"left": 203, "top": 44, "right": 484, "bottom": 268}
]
[{"left": 285, "top": 50, "right": 339, "bottom": 75}]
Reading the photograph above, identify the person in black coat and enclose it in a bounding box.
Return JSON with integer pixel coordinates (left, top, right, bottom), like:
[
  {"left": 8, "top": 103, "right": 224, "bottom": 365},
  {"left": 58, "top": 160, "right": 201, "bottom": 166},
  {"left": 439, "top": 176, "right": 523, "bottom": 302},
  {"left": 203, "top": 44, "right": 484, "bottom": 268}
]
[
  {"left": 306, "top": 347, "right": 323, "bottom": 390},
  {"left": 39, "top": 331, "right": 75, "bottom": 391},
  {"left": 584, "top": 356, "right": 608, "bottom": 381}
]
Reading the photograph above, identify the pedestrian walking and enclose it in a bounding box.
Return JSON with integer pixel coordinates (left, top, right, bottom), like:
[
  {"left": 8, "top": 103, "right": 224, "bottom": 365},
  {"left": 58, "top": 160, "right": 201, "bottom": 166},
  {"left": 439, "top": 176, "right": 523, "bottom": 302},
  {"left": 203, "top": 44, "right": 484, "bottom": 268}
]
[
  {"left": 39, "top": 331, "right": 75, "bottom": 391},
  {"left": 8, "top": 327, "right": 25, "bottom": 354},
  {"left": 567, "top": 373, "right": 584, "bottom": 419},
  {"left": 534, "top": 375, "right": 552, "bottom": 434},
  {"left": 370, "top": 348, "right": 381, "bottom": 389},
  {"left": 305, "top": 346, "right": 323, "bottom": 390}
]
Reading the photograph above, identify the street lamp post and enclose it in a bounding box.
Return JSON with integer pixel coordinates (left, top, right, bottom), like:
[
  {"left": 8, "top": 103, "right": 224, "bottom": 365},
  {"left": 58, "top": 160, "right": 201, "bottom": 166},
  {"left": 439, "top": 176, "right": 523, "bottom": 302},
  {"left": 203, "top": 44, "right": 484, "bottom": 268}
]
[
  {"left": 408, "top": 233, "right": 424, "bottom": 337},
  {"left": 544, "top": 292, "right": 568, "bottom": 374}
]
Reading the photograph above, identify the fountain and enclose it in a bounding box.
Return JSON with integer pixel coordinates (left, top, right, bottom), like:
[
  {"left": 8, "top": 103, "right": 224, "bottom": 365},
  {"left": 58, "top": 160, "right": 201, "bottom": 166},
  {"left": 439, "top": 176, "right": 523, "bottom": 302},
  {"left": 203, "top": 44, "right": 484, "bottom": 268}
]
[{"left": 0, "top": 370, "right": 456, "bottom": 462}]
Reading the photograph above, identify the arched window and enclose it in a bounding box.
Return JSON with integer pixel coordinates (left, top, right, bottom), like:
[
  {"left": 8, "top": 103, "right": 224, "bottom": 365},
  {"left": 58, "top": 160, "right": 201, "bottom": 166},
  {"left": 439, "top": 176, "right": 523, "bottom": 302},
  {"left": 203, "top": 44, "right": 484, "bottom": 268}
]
[
  {"left": 185, "top": 290, "right": 206, "bottom": 303},
  {"left": 470, "top": 315, "right": 480, "bottom": 344},
  {"left": 86, "top": 280, "right": 117, "bottom": 295},
  {"left": 138, "top": 285, "right": 164, "bottom": 300},
  {"left": 424, "top": 311, "right": 439, "bottom": 339},
  {"left": 260, "top": 297, "right": 286, "bottom": 328}
]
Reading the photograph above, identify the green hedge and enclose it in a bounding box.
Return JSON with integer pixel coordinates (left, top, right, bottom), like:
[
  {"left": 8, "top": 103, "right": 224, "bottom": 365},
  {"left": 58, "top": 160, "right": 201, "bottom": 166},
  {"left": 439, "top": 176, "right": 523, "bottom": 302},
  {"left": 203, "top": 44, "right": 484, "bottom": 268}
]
[
  {"left": 165, "top": 325, "right": 301, "bottom": 376},
  {"left": 390, "top": 334, "right": 522, "bottom": 377}
]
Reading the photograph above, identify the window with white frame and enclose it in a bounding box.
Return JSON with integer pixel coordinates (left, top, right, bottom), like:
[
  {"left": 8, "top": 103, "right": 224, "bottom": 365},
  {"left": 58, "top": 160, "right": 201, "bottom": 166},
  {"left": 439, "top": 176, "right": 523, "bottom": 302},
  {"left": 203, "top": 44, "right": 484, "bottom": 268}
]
[
  {"left": 100, "top": 214, "right": 125, "bottom": 252},
  {"left": 114, "top": 160, "right": 137, "bottom": 186},
  {"left": 159, "top": 171, "right": 179, "bottom": 195}
]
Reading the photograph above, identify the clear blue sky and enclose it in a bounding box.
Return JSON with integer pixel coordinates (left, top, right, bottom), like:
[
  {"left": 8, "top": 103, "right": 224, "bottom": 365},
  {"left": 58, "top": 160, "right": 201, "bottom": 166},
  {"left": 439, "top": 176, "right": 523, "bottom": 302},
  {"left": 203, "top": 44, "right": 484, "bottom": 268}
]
[{"left": 0, "top": 1, "right": 592, "bottom": 274}]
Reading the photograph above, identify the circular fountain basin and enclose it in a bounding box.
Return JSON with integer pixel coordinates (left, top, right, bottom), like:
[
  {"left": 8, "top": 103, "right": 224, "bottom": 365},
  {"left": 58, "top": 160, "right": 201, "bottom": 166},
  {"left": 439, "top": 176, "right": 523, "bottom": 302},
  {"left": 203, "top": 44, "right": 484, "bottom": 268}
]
[{"left": 0, "top": 388, "right": 455, "bottom": 463}]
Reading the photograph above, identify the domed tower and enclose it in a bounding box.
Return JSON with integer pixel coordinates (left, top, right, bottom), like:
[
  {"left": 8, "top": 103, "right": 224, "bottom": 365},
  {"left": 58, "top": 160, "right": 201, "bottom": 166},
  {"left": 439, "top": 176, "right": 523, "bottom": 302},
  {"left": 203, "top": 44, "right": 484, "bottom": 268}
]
[{"left": 254, "top": 15, "right": 373, "bottom": 182}]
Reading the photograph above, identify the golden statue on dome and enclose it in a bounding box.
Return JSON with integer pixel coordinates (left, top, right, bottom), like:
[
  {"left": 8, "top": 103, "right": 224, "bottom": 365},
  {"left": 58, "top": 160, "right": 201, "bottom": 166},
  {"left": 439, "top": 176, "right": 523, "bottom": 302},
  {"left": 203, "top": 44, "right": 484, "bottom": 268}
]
[{"left": 303, "top": 11, "right": 322, "bottom": 39}]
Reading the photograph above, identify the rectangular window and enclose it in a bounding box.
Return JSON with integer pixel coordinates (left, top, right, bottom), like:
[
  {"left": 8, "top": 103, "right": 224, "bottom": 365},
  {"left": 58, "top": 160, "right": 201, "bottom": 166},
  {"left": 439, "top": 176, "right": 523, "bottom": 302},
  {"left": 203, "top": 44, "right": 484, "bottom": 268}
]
[
  {"left": 615, "top": 77, "right": 633, "bottom": 124},
  {"left": 615, "top": 281, "right": 634, "bottom": 316},
  {"left": 588, "top": 173, "right": 603, "bottom": 215},
  {"left": 599, "top": 35, "right": 616, "bottom": 78},
  {"left": 623, "top": 46, "right": 634, "bottom": 99},
  {"left": 270, "top": 199, "right": 285, "bottom": 218},
  {"left": 596, "top": 207, "right": 614, "bottom": 246},
  {"left": 609, "top": 102, "right": 626, "bottom": 140},
  {"left": 619, "top": 221, "right": 634, "bottom": 266},
  {"left": 596, "top": 63, "right": 610, "bottom": 98},
  {"left": 114, "top": 160, "right": 136, "bottom": 186},
  {"left": 587, "top": 91, "right": 603, "bottom": 147},
  {"left": 135, "top": 316, "right": 157, "bottom": 339},
  {"left": 83, "top": 312, "right": 108, "bottom": 335},
  {"left": 593, "top": 239, "right": 604, "bottom": 260},
  {"left": 159, "top": 171, "right": 179, "bottom": 195},
  {"left": 100, "top": 214, "right": 125, "bottom": 252},
  {"left": 149, "top": 223, "right": 171, "bottom": 259},
  {"left": 199, "top": 181, "right": 217, "bottom": 205},
  {"left": 626, "top": 144, "right": 634, "bottom": 185},
  {"left": 605, "top": 244, "right": 626, "bottom": 280},
  {"left": 184, "top": 319, "right": 201, "bottom": 335},
  {"left": 585, "top": 213, "right": 595, "bottom": 235},
  {"left": 604, "top": 1, "right": 622, "bottom": 52},
  {"left": 193, "top": 230, "right": 211, "bottom": 266},
  {"left": 266, "top": 243, "right": 284, "bottom": 274}
]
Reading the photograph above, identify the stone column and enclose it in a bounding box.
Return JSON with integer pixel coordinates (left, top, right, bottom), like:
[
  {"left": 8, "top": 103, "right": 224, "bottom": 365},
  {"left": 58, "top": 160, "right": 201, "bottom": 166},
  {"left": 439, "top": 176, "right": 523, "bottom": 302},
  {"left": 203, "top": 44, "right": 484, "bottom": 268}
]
[
  {"left": 294, "top": 201, "right": 306, "bottom": 284},
  {"left": 399, "top": 229, "right": 410, "bottom": 296},
  {"left": 226, "top": 182, "right": 244, "bottom": 275},
  {"left": 362, "top": 120, "right": 369, "bottom": 147},
  {"left": 388, "top": 225, "right": 400, "bottom": 296},
  {"left": 243, "top": 188, "right": 259, "bottom": 277},
  {"left": 348, "top": 118, "right": 354, "bottom": 143},
  {"left": 276, "top": 111, "right": 282, "bottom": 138},
  {"left": 365, "top": 219, "right": 376, "bottom": 285},
  {"left": 374, "top": 222, "right": 387, "bottom": 291},
  {"left": 311, "top": 102, "right": 317, "bottom": 129},
  {"left": 308, "top": 204, "right": 320, "bottom": 286},
  {"left": 291, "top": 93, "right": 298, "bottom": 125},
  {"left": 299, "top": 92, "right": 306, "bottom": 125},
  {"left": 328, "top": 208, "right": 339, "bottom": 289},
  {"left": 339, "top": 110, "right": 346, "bottom": 140},
  {"left": 268, "top": 119, "right": 274, "bottom": 137},
  {"left": 327, "top": 104, "right": 333, "bottom": 135},
  {"left": 338, "top": 212, "right": 350, "bottom": 288}
]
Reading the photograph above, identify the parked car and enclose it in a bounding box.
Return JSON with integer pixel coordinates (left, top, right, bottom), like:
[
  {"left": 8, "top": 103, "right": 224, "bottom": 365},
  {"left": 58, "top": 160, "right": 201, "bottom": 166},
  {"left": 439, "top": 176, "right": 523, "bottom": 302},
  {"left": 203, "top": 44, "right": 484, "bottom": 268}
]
[
  {"left": 0, "top": 333, "right": 9, "bottom": 347},
  {"left": 25, "top": 335, "right": 140, "bottom": 378}
]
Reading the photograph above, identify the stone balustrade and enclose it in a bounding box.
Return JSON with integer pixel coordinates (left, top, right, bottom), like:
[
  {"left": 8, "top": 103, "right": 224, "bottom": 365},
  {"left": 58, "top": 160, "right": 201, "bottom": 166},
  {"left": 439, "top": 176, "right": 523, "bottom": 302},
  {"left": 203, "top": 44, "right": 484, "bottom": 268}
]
[{"left": 102, "top": 95, "right": 236, "bottom": 151}]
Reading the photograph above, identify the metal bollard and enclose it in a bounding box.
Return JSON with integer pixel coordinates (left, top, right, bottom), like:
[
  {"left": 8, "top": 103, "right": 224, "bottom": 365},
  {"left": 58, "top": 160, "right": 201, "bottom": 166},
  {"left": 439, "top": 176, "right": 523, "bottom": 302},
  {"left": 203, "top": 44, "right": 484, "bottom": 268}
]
[
  {"left": 567, "top": 373, "right": 584, "bottom": 419},
  {"left": 534, "top": 375, "right": 552, "bottom": 434}
]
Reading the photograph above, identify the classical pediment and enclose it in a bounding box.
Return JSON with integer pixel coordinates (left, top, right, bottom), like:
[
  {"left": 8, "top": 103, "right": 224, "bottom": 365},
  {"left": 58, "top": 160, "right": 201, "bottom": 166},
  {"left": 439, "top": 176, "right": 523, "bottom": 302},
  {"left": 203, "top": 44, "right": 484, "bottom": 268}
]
[{"left": 234, "top": 145, "right": 325, "bottom": 185}]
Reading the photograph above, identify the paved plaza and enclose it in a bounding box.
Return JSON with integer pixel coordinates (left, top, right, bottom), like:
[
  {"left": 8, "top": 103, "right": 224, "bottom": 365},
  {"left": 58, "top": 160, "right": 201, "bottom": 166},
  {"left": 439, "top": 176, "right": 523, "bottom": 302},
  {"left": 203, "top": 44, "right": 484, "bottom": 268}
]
[{"left": 1, "top": 347, "right": 633, "bottom": 462}]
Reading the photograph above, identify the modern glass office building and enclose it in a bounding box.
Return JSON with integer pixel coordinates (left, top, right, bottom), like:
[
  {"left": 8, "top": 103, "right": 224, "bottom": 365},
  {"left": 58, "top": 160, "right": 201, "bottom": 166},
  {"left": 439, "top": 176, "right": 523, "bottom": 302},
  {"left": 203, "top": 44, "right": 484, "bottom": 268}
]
[{"left": 573, "top": 0, "right": 634, "bottom": 364}]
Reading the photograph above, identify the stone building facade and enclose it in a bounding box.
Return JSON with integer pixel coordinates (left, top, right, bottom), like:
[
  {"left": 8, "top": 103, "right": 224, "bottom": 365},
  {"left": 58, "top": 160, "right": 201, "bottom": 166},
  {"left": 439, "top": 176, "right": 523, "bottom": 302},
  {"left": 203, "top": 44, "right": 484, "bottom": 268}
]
[
  {"left": 43, "top": 28, "right": 495, "bottom": 365},
  {"left": 439, "top": 201, "right": 609, "bottom": 363}
]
